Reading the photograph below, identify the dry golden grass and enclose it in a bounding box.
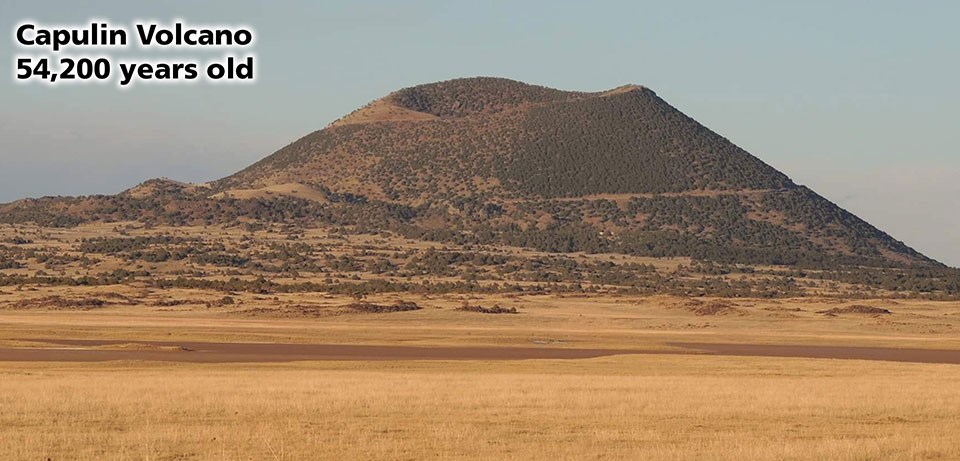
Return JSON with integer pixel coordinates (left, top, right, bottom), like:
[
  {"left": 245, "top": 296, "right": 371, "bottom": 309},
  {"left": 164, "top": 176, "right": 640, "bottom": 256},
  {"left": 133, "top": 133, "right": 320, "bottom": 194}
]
[
  {"left": 0, "top": 294, "right": 958, "bottom": 459},
  {"left": 210, "top": 183, "right": 331, "bottom": 202},
  {"left": 2, "top": 289, "right": 959, "bottom": 350},
  {"left": 1, "top": 356, "right": 959, "bottom": 460},
  {"left": 3, "top": 219, "right": 960, "bottom": 459}
]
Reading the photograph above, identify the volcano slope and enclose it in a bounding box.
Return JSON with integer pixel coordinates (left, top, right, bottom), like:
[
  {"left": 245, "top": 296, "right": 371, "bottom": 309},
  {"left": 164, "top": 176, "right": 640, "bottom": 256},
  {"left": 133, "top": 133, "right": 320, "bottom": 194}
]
[
  {"left": 218, "top": 77, "right": 930, "bottom": 269},
  {"left": 1, "top": 77, "right": 958, "bottom": 299}
]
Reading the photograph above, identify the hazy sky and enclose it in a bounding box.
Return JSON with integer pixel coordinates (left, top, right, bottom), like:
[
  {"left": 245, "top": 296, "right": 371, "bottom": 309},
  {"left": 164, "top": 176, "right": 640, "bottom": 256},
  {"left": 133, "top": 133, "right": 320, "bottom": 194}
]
[{"left": 1, "top": 1, "right": 957, "bottom": 266}]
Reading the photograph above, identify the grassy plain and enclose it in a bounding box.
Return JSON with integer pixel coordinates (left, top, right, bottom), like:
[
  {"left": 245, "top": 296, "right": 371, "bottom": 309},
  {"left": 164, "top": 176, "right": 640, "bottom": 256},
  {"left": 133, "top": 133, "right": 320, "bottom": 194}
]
[
  {"left": 1, "top": 291, "right": 959, "bottom": 460},
  {"left": 2, "top": 222, "right": 959, "bottom": 459},
  {"left": 2, "top": 354, "right": 960, "bottom": 460}
]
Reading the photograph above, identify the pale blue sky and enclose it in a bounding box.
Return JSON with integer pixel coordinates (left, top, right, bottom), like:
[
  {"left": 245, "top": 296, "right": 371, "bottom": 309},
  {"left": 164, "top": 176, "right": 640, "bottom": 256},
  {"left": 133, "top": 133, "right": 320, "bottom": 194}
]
[{"left": 1, "top": 1, "right": 957, "bottom": 265}]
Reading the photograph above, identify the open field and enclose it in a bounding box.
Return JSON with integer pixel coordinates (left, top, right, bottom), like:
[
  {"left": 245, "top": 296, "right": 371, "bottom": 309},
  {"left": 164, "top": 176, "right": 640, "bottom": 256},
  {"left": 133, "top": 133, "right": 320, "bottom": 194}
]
[
  {"left": 3, "top": 354, "right": 960, "bottom": 460},
  {"left": 1, "top": 291, "right": 959, "bottom": 460},
  {"left": 2, "top": 220, "right": 959, "bottom": 459}
]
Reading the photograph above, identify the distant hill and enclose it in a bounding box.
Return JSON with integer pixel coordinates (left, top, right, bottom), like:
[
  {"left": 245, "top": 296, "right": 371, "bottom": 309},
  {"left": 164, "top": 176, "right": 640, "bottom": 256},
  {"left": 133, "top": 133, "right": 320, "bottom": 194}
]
[{"left": 0, "top": 77, "right": 938, "bottom": 269}]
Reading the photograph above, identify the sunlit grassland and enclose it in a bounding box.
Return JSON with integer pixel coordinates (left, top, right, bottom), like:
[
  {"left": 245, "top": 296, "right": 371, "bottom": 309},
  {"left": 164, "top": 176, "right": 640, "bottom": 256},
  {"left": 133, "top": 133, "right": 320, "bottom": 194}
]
[{"left": 2, "top": 355, "right": 958, "bottom": 460}]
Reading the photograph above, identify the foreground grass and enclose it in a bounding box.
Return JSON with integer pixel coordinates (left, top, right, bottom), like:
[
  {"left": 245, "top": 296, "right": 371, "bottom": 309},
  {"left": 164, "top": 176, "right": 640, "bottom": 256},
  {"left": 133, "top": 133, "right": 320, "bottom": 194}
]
[{"left": 2, "top": 355, "right": 959, "bottom": 460}]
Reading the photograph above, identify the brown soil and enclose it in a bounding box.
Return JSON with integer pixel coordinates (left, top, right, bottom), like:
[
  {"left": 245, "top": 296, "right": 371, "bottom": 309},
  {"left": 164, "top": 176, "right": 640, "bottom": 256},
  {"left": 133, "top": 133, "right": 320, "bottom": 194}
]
[
  {"left": 670, "top": 342, "right": 960, "bottom": 365},
  {"left": 95, "top": 343, "right": 194, "bottom": 352},
  {"left": 236, "top": 304, "right": 333, "bottom": 318},
  {"left": 235, "top": 301, "right": 422, "bottom": 318},
  {"left": 680, "top": 299, "right": 745, "bottom": 316},
  {"left": 346, "top": 301, "right": 421, "bottom": 313},
  {"left": 8, "top": 296, "right": 109, "bottom": 310},
  {"left": 456, "top": 304, "right": 518, "bottom": 314},
  {"left": 0, "top": 339, "right": 631, "bottom": 363},
  {"left": 153, "top": 299, "right": 206, "bottom": 307},
  {"left": 818, "top": 305, "right": 892, "bottom": 316},
  {"left": 2, "top": 339, "right": 958, "bottom": 365},
  {"left": 761, "top": 306, "right": 805, "bottom": 312}
]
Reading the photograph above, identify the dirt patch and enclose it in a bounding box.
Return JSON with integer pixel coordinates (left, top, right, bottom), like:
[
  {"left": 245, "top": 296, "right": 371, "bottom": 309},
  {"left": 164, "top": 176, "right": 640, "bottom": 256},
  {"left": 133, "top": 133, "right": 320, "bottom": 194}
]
[
  {"left": 761, "top": 306, "right": 804, "bottom": 312},
  {"left": 346, "top": 301, "right": 421, "bottom": 313},
  {"left": 207, "top": 296, "right": 238, "bottom": 308},
  {"left": 98, "top": 292, "right": 136, "bottom": 302},
  {"left": 818, "top": 305, "right": 892, "bottom": 316},
  {"left": 152, "top": 298, "right": 207, "bottom": 307},
  {"left": 7, "top": 296, "right": 109, "bottom": 310},
  {"left": 4, "top": 338, "right": 960, "bottom": 365},
  {"left": 236, "top": 304, "right": 330, "bottom": 318},
  {"left": 1, "top": 338, "right": 633, "bottom": 363},
  {"left": 237, "top": 301, "right": 422, "bottom": 318},
  {"left": 679, "top": 299, "right": 745, "bottom": 316},
  {"left": 0, "top": 339, "right": 64, "bottom": 349},
  {"left": 669, "top": 342, "right": 960, "bottom": 365},
  {"left": 95, "top": 343, "right": 194, "bottom": 352},
  {"left": 531, "top": 339, "right": 568, "bottom": 345},
  {"left": 456, "top": 304, "right": 518, "bottom": 314}
]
